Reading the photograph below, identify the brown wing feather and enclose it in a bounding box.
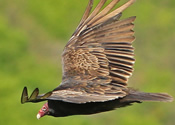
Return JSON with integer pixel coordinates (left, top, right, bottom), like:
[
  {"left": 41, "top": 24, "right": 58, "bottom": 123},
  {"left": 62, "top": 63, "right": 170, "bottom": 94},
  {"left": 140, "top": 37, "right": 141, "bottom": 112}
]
[
  {"left": 49, "top": 0, "right": 136, "bottom": 103},
  {"left": 62, "top": 16, "right": 136, "bottom": 85}
]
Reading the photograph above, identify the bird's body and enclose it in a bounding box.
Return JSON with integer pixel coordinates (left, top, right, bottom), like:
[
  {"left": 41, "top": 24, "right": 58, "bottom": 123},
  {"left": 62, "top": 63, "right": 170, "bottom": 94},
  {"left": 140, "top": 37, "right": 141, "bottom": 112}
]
[
  {"left": 21, "top": 0, "right": 173, "bottom": 119},
  {"left": 48, "top": 99, "right": 124, "bottom": 117},
  {"left": 47, "top": 90, "right": 170, "bottom": 117}
]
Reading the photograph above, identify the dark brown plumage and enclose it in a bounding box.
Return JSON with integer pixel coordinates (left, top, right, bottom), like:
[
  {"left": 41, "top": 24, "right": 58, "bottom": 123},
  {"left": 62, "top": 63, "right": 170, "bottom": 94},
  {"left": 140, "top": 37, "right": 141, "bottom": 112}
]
[{"left": 21, "top": 0, "right": 173, "bottom": 119}]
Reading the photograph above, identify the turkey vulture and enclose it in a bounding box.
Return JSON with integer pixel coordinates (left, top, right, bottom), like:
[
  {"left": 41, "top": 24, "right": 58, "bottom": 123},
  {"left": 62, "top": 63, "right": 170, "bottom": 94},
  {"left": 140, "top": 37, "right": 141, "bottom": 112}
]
[{"left": 21, "top": 0, "right": 173, "bottom": 119}]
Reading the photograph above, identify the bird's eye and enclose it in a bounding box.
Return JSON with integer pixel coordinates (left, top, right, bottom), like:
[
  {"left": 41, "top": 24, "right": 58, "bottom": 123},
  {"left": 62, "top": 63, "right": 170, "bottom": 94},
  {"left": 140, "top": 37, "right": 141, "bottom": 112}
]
[{"left": 42, "top": 107, "right": 46, "bottom": 111}]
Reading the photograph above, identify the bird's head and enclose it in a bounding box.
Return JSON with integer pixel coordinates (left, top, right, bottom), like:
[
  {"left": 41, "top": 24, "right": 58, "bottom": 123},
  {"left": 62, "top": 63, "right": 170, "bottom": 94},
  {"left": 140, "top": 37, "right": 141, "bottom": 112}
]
[{"left": 36, "top": 102, "right": 49, "bottom": 119}]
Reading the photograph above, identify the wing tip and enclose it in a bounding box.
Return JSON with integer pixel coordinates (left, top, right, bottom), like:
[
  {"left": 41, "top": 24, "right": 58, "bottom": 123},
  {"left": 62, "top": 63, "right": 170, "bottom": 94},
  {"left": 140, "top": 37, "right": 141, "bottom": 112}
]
[
  {"left": 29, "top": 88, "right": 39, "bottom": 100},
  {"left": 21, "top": 87, "right": 40, "bottom": 104},
  {"left": 40, "top": 91, "right": 52, "bottom": 99},
  {"left": 21, "top": 87, "right": 52, "bottom": 104},
  {"left": 21, "top": 86, "right": 28, "bottom": 104}
]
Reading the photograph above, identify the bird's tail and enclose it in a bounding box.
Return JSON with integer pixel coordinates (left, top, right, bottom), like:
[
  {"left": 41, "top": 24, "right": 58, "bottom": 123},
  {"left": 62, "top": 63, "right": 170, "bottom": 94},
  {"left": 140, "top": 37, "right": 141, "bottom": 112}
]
[{"left": 122, "top": 89, "right": 173, "bottom": 102}]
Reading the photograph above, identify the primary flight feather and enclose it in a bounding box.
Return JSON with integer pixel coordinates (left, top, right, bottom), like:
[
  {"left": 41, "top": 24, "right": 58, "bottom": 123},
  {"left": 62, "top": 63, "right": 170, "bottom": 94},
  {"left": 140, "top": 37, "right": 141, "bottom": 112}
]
[{"left": 21, "top": 0, "right": 173, "bottom": 119}]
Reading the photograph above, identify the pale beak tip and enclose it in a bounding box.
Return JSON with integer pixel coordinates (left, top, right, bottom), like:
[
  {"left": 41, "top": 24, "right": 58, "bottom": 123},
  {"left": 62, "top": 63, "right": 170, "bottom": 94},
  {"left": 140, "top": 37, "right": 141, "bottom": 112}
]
[{"left": 36, "top": 114, "right": 41, "bottom": 120}]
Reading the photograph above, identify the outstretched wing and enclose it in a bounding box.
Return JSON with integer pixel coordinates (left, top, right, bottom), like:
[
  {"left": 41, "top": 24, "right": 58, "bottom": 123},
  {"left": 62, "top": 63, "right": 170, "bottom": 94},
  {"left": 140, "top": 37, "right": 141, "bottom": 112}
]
[
  {"left": 21, "top": 0, "right": 136, "bottom": 104},
  {"left": 56, "top": 0, "right": 136, "bottom": 102}
]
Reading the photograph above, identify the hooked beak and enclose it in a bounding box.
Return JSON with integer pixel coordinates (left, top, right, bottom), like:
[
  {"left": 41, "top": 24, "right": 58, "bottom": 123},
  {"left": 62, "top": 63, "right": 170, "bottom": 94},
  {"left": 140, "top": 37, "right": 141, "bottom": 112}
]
[{"left": 36, "top": 113, "right": 41, "bottom": 119}]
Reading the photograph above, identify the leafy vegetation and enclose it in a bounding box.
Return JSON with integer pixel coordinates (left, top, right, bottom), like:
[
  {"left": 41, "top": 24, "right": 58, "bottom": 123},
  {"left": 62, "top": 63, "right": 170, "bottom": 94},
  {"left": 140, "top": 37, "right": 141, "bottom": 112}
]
[{"left": 0, "top": 0, "right": 175, "bottom": 125}]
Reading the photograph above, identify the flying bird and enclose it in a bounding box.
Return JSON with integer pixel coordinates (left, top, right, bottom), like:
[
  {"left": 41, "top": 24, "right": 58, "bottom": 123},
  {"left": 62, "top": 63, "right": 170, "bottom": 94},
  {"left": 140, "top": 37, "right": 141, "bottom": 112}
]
[{"left": 21, "top": 0, "right": 173, "bottom": 119}]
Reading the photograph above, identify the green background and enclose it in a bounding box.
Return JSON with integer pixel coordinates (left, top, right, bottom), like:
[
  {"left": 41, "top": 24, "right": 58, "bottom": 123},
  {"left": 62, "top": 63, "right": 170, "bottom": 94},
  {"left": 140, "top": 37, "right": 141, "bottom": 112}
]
[{"left": 0, "top": 0, "right": 175, "bottom": 125}]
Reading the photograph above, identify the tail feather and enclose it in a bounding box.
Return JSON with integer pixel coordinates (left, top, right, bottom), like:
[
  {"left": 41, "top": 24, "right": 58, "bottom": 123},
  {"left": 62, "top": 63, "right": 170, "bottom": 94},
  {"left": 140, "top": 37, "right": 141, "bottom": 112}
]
[{"left": 123, "top": 90, "right": 173, "bottom": 102}]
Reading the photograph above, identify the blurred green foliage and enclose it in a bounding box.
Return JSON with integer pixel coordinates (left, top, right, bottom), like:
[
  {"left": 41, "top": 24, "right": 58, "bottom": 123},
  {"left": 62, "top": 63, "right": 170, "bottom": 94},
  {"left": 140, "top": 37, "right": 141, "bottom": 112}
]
[{"left": 0, "top": 0, "right": 175, "bottom": 125}]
